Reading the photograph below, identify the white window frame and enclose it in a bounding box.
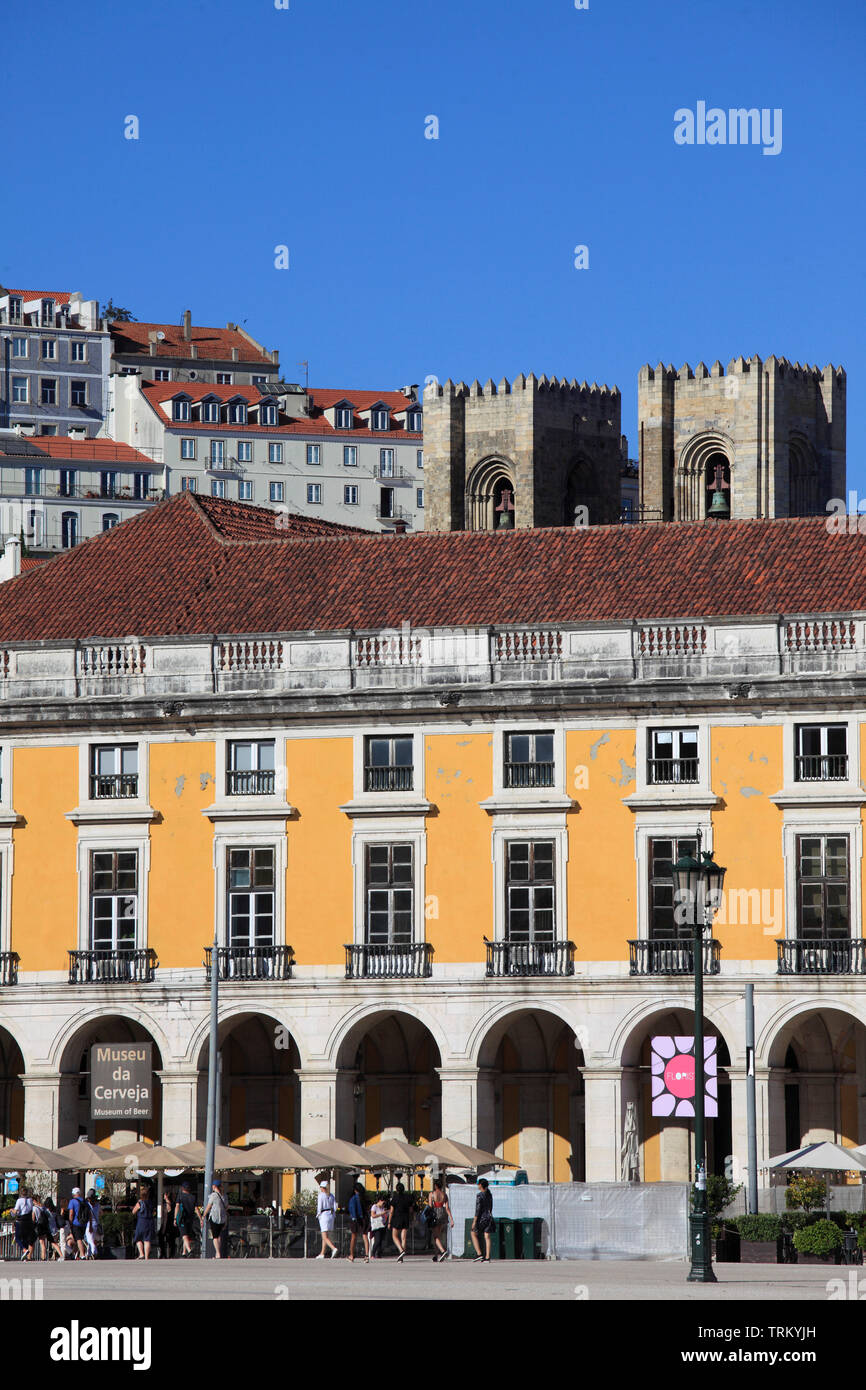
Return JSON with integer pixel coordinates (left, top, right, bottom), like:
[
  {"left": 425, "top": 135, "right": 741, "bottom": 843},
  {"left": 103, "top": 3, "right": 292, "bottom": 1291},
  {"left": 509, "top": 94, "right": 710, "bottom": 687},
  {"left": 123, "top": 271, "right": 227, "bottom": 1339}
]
[
  {"left": 211, "top": 479, "right": 226, "bottom": 498},
  {"left": 270, "top": 481, "right": 284, "bottom": 502},
  {"left": 261, "top": 404, "right": 278, "bottom": 426},
  {"left": 307, "top": 483, "right": 321, "bottom": 504},
  {"left": 172, "top": 397, "right": 191, "bottom": 422},
  {"left": 336, "top": 407, "right": 353, "bottom": 429},
  {"left": 343, "top": 445, "right": 358, "bottom": 467},
  {"left": 306, "top": 444, "right": 321, "bottom": 465},
  {"left": 202, "top": 400, "right": 220, "bottom": 424},
  {"left": 238, "top": 479, "right": 253, "bottom": 501},
  {"left": 780, "top": 807, "right": 863, "bottom": 944},
  {"left": 11, "top": 377, "right": 29, "bottom": 403},
  {"left": 213, "top": 830, "right": 287, "bottom": 952},
  {"left": 490, "top": 817, "right": 569, "bottom": 945},
  {"left": 75, "top": 826, "right": 151, "bottom": 953},
  {"left": 344, "top": 485, "right": 359, "bottom": 505},
  {"left": 0, "top": 747, "right": 17, "bottom": 956},
  {"left": 237, "top": 440, "right": 252, "bottom": 463},
  {"left": 347, "top": 730, "right": 426, "bottom": 809},
  {"left": 70, "top": 379, "right": 88, "bottom": 408},
  {"left": 483, "top": 722, "right": 568, "bottom": 809},
  {"left": 41, "top": 339, "right": 56, "bottom": 360},
  {"left": 181, "top": 476, "right": 197, "bottom": 492},
  {"left": 11, "top": 337, "right": 27, "bottom": 359},
  {"left": 210, "top": 439, "right": 226, "bottom": 465},
  {"left": 203, "top": 733, "right": 290, "bottom": 820},
  {"left": 626, "top": 720, "right": 715, "bottom": 809},
  {"left": 268, "top": 442, "right": 283, "bottom": 464},
  {"left": 632, "top": 811, "right": 715, "bottom": 945},
  {"left": 180, "top": 437, "right": 196, "bottom": 460},
  {"left": 351, "top": 821, "right": 427, "bottom": 948}
]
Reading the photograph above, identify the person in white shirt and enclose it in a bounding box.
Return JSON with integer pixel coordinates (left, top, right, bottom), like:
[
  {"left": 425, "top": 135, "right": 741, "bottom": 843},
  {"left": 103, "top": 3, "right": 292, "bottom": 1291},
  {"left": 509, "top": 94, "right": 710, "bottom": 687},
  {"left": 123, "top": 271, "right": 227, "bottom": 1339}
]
[
  {"left": 13, "top": 1189, "right": 36, "bottom": 1260},
  {"left": 202, "top": 1179, "right": 229, "bottom": 1259},
  {"left": 315, "top": 1181, "right": 339, "bottom": 1259}
]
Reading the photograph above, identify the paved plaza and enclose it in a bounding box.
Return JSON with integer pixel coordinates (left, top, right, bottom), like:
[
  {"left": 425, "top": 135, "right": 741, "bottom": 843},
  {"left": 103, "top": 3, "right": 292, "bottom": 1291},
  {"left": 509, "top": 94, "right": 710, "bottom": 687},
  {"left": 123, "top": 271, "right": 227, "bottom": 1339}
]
[{"left": 5, "top": 1258, "right": 850, "bottom": 1301}]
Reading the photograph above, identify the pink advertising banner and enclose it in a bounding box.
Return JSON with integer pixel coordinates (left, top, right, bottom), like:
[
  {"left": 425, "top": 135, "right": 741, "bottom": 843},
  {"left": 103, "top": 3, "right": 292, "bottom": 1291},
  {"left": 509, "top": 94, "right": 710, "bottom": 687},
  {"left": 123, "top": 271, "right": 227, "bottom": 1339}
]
[{"left": 650, "top": 1036, "right": 718, "bottom": 1118}]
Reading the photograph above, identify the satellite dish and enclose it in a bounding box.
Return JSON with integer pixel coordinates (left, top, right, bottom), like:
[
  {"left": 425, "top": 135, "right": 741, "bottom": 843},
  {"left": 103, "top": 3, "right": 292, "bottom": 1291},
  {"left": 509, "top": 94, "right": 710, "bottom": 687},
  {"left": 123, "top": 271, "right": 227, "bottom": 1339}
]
[
  {"left": 156, "top": 331, "right": 166, "bottom": 341},
  {"left": 188, "top": 370, "right": 197, "bottom": 379}
]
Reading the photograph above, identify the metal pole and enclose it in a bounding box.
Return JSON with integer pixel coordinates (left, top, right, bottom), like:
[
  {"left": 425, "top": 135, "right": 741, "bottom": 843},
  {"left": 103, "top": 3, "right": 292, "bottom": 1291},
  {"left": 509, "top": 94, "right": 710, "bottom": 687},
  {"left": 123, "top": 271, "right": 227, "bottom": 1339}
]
[
  {"left": 201, "top": 928, "right": 219, "bottom": 1259},
  {"left": 745, "top": 983, "right": 759, "bottom": 1214},
  {"left": 688, "top": 825, "right": 716, "bottom": 1282}
]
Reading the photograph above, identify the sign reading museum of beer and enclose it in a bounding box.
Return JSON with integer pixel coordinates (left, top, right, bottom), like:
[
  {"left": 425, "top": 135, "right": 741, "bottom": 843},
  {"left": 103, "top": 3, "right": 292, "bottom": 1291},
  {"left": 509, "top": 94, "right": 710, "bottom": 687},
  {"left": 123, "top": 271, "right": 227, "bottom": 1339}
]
[{"left": 90, "top": 1043, "right": 153, "bottom": 1120}]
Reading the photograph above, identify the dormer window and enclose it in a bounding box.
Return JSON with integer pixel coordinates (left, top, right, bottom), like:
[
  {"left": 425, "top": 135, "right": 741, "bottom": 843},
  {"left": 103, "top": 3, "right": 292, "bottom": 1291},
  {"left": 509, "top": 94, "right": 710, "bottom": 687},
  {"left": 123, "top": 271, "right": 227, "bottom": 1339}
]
[
  {"left": 260, "top": 401, "right": 277, "bottom": 426},
  {"left": 41, "top": 298, "right": 55, "bottom": 326},
  {"left": 172, "top": 395, "right": 191, "bottom": 422},
  {"left": 227, "top": 399, "right": 246, "bottom": 425},
  {"left": 336, "top": 406, "right": 353, "bottom": 429},
  {"left": 201, "top": 397, "right": 220, "bottom": 423},
  {"left": 8, "top": 297, "right": 22, "bottom": 324},
  {"left": 372, "top": 408, "right": 390, "bottom": 431},
  {"left": 408, "top": 410, "right": 422, "bottom": 432}
]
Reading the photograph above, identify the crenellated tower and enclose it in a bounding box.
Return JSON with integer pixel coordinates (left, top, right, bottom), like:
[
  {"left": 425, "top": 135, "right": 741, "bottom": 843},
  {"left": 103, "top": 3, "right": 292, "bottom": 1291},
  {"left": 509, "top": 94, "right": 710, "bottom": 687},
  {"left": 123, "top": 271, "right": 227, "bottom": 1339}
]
[{"left": 423, "top": 374, "right": 623, "bottom": 531}]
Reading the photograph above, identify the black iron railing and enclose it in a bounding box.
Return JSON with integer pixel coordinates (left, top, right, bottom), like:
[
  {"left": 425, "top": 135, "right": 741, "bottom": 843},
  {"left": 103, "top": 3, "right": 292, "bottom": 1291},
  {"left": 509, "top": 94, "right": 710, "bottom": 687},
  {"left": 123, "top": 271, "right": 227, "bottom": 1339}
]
[
  {"left": 68, "top": 948, "right": 158, "bottom": 984},
  {"left": 794, "top": 754, "right": 848, "bottom": 782},
  {"left": 364, "top": 765, "right": 414, "bottom": 792},
  {"left": 504, "top": 761, "right": 555, "bottom": 789},
  {"left": 0, "top": 952, "right": 19, "bottom": 986},
  {"left": 647, "top": 758, "right": 699, "bottom": 785},
  {"left": 628, "top": 938, "right": 721, "bottom": 976},
  {"left": 204, "top": 945, "right": 294, "bottom": 981},
  {"left": 484, "top": 938, "right": 575, "bottom": 977},
  {"left": 90, "top": 772, "right": 139, "bottom": 799},
  {"left": 226, "top": 768, "right": 276, "bottom": 796},
  {"left": 776, "top": 938, "right": 866, "bottom": 975},
  {"left": 344, "top": 943, "right": 433, "bottom": 979}
]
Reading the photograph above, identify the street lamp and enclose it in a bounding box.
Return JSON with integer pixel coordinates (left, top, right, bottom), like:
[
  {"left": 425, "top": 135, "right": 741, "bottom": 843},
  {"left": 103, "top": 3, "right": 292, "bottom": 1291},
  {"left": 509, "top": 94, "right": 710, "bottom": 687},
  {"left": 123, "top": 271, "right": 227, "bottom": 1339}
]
[{"left": 672, "top": 827, "right": 726, "bottom": 1283}]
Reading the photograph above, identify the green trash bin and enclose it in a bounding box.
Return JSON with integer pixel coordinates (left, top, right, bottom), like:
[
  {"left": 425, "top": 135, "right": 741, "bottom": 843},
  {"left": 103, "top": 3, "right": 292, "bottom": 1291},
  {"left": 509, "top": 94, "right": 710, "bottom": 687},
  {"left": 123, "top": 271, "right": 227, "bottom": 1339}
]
[
  {"left": 463, "top": 1218, "right": 476, "bottom": 1259},
  {"left": 518, "top": 1217, "right": 543, "bottom": 1259},
  {"left": 498, "top": 1218, "right": 517, "bottom": 1260}
]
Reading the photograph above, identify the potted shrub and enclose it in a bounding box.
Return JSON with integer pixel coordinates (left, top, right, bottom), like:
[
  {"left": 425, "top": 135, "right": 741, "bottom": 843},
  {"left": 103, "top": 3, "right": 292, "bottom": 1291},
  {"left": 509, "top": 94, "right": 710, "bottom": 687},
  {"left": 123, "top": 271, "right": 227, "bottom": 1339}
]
[
  {"left": 734, "top": 1213, "right": 782, "bottom": 1263},
  {"left": 706, "top": 1175, "right": 742, "bottom": 1262},
  {"left": 785, "top": 1175, "right": 827, "bottom": 1216},
  {"left": 793, "top": 1219, "right": 843, "bottom": 1264}
]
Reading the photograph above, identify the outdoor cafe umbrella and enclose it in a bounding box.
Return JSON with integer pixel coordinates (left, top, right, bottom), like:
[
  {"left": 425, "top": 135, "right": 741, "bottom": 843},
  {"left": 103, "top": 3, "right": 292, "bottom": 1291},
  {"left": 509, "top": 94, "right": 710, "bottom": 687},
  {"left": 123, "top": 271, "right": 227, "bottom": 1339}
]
[
  {"left": 304, "top": 1138, "right": 390, "bottom": 1172},
  {"left": 421, "top": 1138, "right": 512, "bottom": 1170},
  {"left": 56, "top": 1141, "right": 129, "bottom": 1170},
  {"left": 766, "top": 1142, "right": 866, "bottom": 1172},
  {"left": 0, "top": 1141, "right": 76, "bottom": 1172},
  {"left": 111, "top": 1142, "right": 190, "bottom": 1171},
  {"left": 365, "top": 1137, "right": 429, "bottom": 1170},
  {"left": 241, "top": 1138, "right": 327, "bottom": 1171},
  {"left": 170, "top": 1140, "right": 263, "bottom": 1171}
]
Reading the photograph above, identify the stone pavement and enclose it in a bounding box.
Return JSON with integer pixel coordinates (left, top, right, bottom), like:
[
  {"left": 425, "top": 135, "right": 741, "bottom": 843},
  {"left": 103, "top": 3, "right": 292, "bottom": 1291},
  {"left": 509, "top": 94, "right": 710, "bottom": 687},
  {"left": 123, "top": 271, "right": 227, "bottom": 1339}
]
[{"left": 6, "top": 1258, "right": 848, "bottom": 1301}]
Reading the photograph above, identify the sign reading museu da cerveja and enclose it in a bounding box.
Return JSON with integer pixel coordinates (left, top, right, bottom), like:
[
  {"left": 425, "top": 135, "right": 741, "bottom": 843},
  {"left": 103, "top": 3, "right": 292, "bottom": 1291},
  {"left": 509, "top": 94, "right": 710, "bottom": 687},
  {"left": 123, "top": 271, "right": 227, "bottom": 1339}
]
[{"left": 90, "top": 1043, "right": 153, "bottom": 1119}]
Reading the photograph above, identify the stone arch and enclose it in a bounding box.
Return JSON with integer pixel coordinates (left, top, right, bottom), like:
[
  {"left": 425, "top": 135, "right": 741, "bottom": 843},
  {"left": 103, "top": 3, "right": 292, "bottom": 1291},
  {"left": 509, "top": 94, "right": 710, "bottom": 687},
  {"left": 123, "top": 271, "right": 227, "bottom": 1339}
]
[
  {"left": 56, "top": 1012, "right": 166, "bottom": 1147},
  {"left": 675, "top": 432, "right": 734, "bottom": 521},
  {"left": 475, "top": 1006, "right": 586, "bottom": 1181},
  {"left": 193, "top": 1010, "right": 301, "bottom": 1149},
  {"left": 465, "top": 456, "right": 516, "bottom": 532},
  {"left": 0, "top": 1024, "right": 25, "bottom": 1145},
  {"left": 563, "top": 455, "right": 603, "bottom": 526},
  {"left": 762, "top": 1003, "right": 866, "bottom": 1161},
  {"left": 333, "top": 1008, "right": 442, "bottom": 1146},
  {"left": 788, "top": 431, "right": 819, "bottom": 516},
  {"left": 182, "top": 1004, "right": 311, "bottom": 1071},
  {"left": 617, "top": 1004, "right": 733, "bottom": 1183}
]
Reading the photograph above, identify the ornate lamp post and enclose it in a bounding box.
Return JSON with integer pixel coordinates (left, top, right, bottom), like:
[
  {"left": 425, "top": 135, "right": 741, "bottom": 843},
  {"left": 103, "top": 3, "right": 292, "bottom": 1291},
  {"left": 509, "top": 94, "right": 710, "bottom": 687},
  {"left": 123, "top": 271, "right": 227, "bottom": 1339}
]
[{"left": 672, "top": 828, "right": 726, "bottom": 1282}]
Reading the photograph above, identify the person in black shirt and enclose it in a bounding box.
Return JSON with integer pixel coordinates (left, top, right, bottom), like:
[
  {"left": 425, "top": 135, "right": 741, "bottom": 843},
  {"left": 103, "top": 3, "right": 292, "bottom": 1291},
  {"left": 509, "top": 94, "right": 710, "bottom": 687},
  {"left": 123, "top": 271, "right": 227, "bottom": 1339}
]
[
  {"left": 471, "top": 1178, "right": 494, "bottom": 1262},
  {"left": 388, "top": 1182, "right": 413, "bottom": 1263}
]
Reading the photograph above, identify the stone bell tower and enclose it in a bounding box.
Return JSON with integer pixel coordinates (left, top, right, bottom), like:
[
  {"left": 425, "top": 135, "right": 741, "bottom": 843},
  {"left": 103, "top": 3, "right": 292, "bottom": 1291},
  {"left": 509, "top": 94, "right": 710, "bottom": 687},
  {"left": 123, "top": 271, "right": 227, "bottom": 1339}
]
[
  {"left": 423, "top": 373, "right": 623, "bottom": 531},
  {"left": 638, "top": 354, "right": 846, "bottom": 522}
]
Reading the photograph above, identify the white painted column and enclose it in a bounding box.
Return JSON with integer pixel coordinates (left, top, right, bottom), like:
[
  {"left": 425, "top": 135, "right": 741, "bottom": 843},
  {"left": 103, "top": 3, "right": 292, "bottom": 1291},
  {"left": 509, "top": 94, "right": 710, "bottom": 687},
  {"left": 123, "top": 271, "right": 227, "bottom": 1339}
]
[
  {"left": 21, "top": 1073, "right": 62, "bottom": 1147},
  {"left": 730, "top": 1064, "right": 771, "bottom": 1192},
  {"left": 298, "top": 1068, "right": 339, "bottom": 1147},
  {"left": 581, "top": 1066, "right": 622, "bottom": 1182},
  {"left": 437, "top": 1066, "right": 479, "bottom": 1146},
  {"left": 158, "top": 1069, "right": 199, "bottom": 1147}
]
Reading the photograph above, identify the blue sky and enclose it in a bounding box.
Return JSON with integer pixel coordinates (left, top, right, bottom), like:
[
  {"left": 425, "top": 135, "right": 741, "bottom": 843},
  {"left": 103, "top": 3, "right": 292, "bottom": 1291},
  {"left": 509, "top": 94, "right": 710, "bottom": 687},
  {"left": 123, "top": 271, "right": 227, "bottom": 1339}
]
[{"left": 5, "top": 0, "right": 864, "bottom": 481}]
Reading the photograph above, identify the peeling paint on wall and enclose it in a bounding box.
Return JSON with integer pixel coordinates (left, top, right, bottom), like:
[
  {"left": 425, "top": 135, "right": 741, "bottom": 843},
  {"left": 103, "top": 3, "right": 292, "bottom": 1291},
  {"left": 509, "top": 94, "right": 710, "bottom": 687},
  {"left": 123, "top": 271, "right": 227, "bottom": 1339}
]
[
  {"left": 590, "top": 732, "right": 610, "bottom": 761},
  {"left": 740, "top": 786, "right": 762, "bottom": 797},
  {"left": 174, "top": 775, "right": 185, "bottom": 797},
  {"left": 199, "top": 772, "right": 213, "bottom": 791},
  {"left": 617, "top": 759, "right": 636, "bottom": 787}
]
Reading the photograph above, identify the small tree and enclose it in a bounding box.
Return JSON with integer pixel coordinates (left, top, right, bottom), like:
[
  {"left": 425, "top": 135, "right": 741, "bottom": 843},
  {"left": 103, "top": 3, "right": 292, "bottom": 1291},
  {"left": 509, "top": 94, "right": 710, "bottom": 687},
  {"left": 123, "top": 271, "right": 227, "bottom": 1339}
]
[
  {"left": 101, "top": 300, "right": 136, "bottom": 323},
  {"left": 785, "top": 1174, "right": 827, "bottom": 1214}
]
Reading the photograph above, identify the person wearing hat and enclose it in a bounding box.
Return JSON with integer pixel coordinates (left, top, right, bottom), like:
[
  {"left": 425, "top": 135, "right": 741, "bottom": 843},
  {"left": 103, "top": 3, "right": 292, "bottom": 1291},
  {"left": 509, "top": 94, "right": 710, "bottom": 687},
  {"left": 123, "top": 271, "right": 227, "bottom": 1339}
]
[
  {"left": 67, "top": 1187, "right": 88, "bottom": 1261},
  {"left": 202, "top": 1178, "right": 229, "bottom": 1259},
  {"left": 315, "top": 1180, "right": 338, "bottom": 1259}
]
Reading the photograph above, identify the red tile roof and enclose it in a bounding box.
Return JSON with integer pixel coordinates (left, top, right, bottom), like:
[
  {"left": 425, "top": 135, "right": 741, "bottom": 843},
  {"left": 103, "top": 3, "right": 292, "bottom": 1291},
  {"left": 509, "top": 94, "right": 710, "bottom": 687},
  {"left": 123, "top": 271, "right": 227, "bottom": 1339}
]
[
  {"left": 0, "top": 497, "right": 861, "bottom": 645},
  {"left": 140, "top": 383, "right": 422, "bottom": 439},
  {"left": 19, "top": 556, "right": 46, "bottom": 571},
  {"left": 111, "top": 321, "right": 273, "bottom": 364},
  {"left": 12, "top": 438, "right": 157, "bottom": 465},
  {"left": 2, "top": 289, "right": 73, "bottom": 305}
]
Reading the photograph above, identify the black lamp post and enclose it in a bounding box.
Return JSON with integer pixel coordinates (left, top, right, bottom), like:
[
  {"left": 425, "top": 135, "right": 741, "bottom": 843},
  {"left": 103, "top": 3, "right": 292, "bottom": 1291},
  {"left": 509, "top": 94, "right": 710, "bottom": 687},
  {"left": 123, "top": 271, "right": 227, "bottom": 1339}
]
[{"left": 672, "top": 827, "right": 726, "bottom": 1283}]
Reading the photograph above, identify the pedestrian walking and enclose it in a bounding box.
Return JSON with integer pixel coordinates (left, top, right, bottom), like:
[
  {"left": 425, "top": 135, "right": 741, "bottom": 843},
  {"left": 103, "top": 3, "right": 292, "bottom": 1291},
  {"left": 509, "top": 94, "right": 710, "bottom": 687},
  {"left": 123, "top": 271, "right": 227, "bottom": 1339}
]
[
  {"left": 369, "top": 1195, "right": 389, "bottom": 1259},
  {"left": 471, "top": 1177, "right": 495, "bottom": 1262},
  {"left": 43, "top": 1197, "right": 64, "bottom": 1261},
  {"left": 347, "top": 1182, "right": 370, "bottom": 1263},
  {"left": 158, "top": 1191, "right": 177, "bottom": 1260},
  {"left": 388, "top": 1182, "right": 413, "bottom": 1263},
  {"left": 315, "top": 1180, "right": 339, "bottom": 1258},
  {"left": 13, "top": 1188, "right": 36, "bottom": 1261},
  {"left": 427, "top": 1177, "right": 453, "bottom": 1262},
  {"left": 85, "top": 1189, "right": 102, "bottom": 1260},
  {"left": 202, "top": 1179, "right": 229, "bottom": 1259},
  {"left": 132, "top": 1182, "right": 156, "bottom": 1260},
  {"left": 174, "top": 1181, "right": 198, "bottom": 1257},
  {"left": 67, "top": 1186, "right": 88, "bottom": 1260},
  {"left": 32, "top": 1193, "right": 50, "bottom": 1262}
]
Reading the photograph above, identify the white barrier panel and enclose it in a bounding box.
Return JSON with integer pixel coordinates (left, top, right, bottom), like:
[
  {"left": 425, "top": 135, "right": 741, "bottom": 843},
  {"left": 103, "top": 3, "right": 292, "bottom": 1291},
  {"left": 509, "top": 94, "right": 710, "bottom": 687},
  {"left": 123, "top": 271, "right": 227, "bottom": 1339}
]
[{"left": 448, "top": 1182, "right": 689, "bottom": 1260}]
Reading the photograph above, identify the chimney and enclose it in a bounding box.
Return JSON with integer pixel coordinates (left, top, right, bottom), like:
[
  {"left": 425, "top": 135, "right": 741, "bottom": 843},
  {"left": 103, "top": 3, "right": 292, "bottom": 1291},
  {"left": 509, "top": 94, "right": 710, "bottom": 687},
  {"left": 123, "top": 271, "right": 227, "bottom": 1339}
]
[
  {"left": 231, "top": 347, "right": 239, "bottom": 362},
  {"left": 391, "top": 518, "right": 408, "bottom": 535},
  {"left": 0, "top": 536, "right": 22, "bottom": 582},
  {"left": 183, "top": 309, "right": 192, "bottom": 341},
  {"left": 189, "top": 344, "right": 198, "bottom": 359},
  {"left": 148, "top": 330, "right": 158, "bottom": 347}
]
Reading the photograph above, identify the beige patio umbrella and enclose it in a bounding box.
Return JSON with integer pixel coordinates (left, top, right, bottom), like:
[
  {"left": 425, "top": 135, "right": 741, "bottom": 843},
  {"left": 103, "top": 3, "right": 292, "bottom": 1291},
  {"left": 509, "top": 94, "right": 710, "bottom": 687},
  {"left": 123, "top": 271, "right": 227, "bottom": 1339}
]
[
  {"left": 111, "top": 1142, "right": 190, "bottom": 1170},
  {"left": 0, "top": 1141, "right": 76, "bottom": 1171},
  {"left": 56, "top": 1141, "right": 129, "bottom": 1170},
  {"left": 366, "top": 1137, "right": 430, "bottom": 1169},
  {"left": 170, "top": 1140, "right": 269, "bottom": 1171},
  {"left": 241, "top": 1138, "right": 327, "bottom": 1171},
  {"left": 304, "top": 1138, "right": 390, "bottom": 1171},
  {"left": 766, "top": 1141, "right": 866, "bottom": 1172},
  {"left": 421, "top": 1138, "right": 514, "bottom": 1169}
]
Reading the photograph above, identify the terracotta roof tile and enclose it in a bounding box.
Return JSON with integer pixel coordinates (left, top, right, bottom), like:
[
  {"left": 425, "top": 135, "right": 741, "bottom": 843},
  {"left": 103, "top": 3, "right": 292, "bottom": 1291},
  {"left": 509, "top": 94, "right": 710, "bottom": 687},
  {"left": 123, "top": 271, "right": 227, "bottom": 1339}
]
[
  {"left": 111, "top": 321, "right": 272, "bottom": 363},
  {"left": 140, "top": 383, "right": 421, "bottom": 439},
  {"left": 10, "top": 438, "right": 156, "bottom": 465}
]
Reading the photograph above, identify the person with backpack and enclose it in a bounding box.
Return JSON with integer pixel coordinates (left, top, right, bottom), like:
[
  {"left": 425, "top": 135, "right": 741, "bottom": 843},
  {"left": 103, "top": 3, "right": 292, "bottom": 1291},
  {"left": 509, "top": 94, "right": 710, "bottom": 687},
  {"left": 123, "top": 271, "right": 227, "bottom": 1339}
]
[
  {"left": 347, "top": 1182, "right": 370, "bottom": 1263},
  {"left": 67, "top": 1187, "right": 88, "bottom": 1260},
  {"left": 174, "top": 1181, "right": 198, "bottom": 1257},
  {"left": 315, "top": 1180, "right": 338, "bottom": 1258},
  {"left": 202, "top": 1179, "right": 229, "bottom": 1259}
]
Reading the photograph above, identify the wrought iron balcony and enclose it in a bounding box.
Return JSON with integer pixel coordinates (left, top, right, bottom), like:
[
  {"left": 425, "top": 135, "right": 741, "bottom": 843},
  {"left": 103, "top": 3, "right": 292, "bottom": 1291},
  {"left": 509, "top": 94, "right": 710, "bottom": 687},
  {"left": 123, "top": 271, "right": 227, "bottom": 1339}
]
[
  {"left": 776, "top": 938, "right": 866, "bottom": 975},
  {"left": 204, "top": 945, "right": 294, "bottom": 981},
  {"left": 344, "top": 942, "right": 433, "bottom": 979},
  {"left": 68, "top": 948, "right": 158, "bottom": 984},
  {"left": 628, "top": 938, "right": 721, "bottom": 976},
  {"left": 503, "top": 761, "right": 555, "bottom": 789},
  {"left": 90, "top": 772, "right": 139, "bottom": 799},
  {"left": 0, "top": 952, "right": 19, "bottom": 986},
  {"left": 226, "top": 768, "right": 276, "bottom": 796},
  {"left": 364, "top": 764, "right": 414, "bottom": 792},
  {"left": 647, "top": 758, "right": 699, "bottom": 785},
  {"left": 794, "top": 754, "right": 848, "bottom": 782},
  {"left": 484, "top": 938, "right": 575, "bottom": 977}
]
